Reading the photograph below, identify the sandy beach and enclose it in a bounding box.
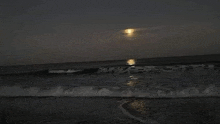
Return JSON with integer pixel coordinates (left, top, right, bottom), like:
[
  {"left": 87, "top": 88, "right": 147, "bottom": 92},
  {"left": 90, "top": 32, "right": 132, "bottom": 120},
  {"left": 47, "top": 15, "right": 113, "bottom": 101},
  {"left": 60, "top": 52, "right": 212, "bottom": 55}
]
[
  {"left": 0, "top": 97, "right": 140, "bottom": 124},
  {"left": 0, "top": 97, "right": 220, "bottom": 124}
]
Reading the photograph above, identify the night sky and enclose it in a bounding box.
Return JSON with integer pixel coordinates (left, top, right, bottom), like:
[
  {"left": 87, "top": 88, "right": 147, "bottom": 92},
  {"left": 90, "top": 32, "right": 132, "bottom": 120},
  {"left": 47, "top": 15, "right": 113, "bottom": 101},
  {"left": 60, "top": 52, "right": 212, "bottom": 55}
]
[{"left": 1, "top": 0, "right": 220, "bottom": 66}]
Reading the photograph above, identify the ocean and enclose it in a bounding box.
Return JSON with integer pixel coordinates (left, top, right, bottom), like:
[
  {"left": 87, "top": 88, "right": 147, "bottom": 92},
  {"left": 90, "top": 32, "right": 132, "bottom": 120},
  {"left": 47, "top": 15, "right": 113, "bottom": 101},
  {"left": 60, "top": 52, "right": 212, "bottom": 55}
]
[{"left": 1, "top": 54, "right": 220, "bottom": 124}]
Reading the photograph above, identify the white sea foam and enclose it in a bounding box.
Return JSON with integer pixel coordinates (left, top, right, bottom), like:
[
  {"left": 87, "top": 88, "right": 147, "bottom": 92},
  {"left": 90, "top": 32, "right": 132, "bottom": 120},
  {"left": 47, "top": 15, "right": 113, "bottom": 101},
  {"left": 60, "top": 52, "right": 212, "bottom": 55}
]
[
  {"left": 119, "top": 100, "right": 160, "bottom": 124},
  {"left": 48, "top": 69, "right": 81, "bottom": 73},
  {"left": 0, "top": 63, "right": 218, "bottom": 97},
  {"left": 97, "top": 64, "right": 216, "bottom": 74},
  {"left": 0, "top": 85, "right": 219, "bottom": 97}
]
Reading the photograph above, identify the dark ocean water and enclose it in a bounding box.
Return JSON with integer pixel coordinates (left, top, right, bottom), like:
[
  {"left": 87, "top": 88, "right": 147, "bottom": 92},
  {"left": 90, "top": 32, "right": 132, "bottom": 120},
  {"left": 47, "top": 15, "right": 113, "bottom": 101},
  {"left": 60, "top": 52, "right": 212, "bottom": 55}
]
[{"left": 0, "top": 54, "right": 220, "bottom": 123}]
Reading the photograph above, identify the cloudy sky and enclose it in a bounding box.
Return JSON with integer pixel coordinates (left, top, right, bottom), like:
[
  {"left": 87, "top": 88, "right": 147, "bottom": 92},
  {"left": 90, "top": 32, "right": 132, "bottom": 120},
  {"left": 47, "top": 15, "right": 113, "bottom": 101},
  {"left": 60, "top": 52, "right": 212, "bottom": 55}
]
[{"left": 0, "top": 0, "right": 220, "bottom": 65}]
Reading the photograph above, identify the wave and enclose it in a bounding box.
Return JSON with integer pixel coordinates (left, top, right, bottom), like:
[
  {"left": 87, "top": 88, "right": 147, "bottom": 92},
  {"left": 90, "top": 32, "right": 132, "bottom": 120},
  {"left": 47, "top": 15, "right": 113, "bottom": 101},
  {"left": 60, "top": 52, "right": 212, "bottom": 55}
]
[
  {"left": 0, "top": 63, "right": 219, "bottom": 76},
  {"left": 0, "top": 70, "right": 49, "bottom": 76},
  {"left": 0, "top": 68, "right": 99, "bottom": 76},
  {"left": 0, "top": 85, "right": 219, "bottom": 97}
]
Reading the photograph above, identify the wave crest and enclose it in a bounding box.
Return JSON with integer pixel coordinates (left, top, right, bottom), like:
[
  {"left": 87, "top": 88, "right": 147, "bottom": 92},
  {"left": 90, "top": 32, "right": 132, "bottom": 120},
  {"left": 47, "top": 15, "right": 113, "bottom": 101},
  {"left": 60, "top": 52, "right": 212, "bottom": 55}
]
[{"left": 0, "top": 85, "right": 220, "bottom": 97}]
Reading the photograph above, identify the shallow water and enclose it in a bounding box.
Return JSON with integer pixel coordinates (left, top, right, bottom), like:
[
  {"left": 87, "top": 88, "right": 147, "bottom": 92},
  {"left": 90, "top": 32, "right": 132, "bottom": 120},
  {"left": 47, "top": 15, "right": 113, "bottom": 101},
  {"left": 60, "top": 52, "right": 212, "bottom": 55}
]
[
  {"left": 123, "top": 97, "right": 220, "bottom": 124},
  {"left": 0, "top": 64, "right": 220, "bottom": 97}
]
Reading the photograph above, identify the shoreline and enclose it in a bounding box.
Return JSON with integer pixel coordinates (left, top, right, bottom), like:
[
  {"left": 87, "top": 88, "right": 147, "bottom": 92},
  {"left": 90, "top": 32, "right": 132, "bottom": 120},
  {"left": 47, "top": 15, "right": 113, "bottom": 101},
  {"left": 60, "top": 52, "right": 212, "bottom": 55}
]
[
  {"left": 120, "top": 97, "right": 220, "bottom": 124},
  {"left": 1, "top": 96, "right": 220, "bottom": 123},
  {"left": 119, "top": 100, "right": 160, "bottom": 124}
]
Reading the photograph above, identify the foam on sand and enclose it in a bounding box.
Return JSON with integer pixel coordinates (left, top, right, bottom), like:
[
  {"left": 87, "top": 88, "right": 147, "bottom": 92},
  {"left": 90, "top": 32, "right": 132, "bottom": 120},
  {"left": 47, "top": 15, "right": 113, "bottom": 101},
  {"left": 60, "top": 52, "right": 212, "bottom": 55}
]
[{"left": 119, "top": 100, "right": 160, "bottom": 124}]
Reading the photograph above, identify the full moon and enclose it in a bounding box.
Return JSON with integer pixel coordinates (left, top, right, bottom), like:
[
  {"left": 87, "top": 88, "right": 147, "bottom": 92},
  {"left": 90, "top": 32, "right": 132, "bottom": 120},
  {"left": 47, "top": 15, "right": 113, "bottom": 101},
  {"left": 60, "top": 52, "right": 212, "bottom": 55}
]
[{"left": 127, "top": 59, "right": 136, "bottom": 65}]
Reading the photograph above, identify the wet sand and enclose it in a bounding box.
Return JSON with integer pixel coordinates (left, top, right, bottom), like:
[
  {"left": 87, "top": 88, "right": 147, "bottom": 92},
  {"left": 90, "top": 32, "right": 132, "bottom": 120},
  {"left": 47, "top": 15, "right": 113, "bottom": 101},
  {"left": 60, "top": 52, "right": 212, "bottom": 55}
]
[
  {"left": 122, "top": 97, "right": 220, "bottom": 124},
  {"left": 0, "top": 97, "right": 139, "bottom": 124},
  {"left": 0, "top": 97, "right": 220, "bottom": 124}
]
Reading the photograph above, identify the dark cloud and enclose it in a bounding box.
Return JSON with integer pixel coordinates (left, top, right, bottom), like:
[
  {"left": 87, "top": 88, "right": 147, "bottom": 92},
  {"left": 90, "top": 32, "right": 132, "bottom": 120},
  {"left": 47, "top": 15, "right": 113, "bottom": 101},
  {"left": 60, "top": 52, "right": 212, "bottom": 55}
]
[{"left": 0, "top": 0, "right": 220, "bottom": 65}]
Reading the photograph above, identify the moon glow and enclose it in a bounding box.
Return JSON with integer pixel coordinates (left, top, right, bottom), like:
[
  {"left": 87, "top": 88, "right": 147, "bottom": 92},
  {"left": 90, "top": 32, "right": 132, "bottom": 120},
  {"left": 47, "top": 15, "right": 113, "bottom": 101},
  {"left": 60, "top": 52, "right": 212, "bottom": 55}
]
[
  {"left": 124, "top": 29, "right": 135, "bottom": 36},
  {"left": 127, "top": 59, "right": 136, "bottom": 65}
]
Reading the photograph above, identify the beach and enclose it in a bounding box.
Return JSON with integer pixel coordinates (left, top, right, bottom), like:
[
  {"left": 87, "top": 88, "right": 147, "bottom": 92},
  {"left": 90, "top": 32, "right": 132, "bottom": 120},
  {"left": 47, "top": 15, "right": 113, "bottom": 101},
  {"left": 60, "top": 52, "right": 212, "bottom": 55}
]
[
  {"left": 1, "top": 97, "right": 220, "bottom": 124},
  {"left": 0, "top": 97, "right": 140, "bottom": 124},
  {"left": 122, "top": 97, "right": 220, "bottom": 124}
]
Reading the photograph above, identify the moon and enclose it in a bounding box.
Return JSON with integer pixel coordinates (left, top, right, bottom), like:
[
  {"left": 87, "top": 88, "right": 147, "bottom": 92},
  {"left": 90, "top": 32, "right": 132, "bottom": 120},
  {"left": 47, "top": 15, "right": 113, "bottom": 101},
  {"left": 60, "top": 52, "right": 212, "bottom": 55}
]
[{"left": 127, "top": 59, "right": 136, "bottom": 65}]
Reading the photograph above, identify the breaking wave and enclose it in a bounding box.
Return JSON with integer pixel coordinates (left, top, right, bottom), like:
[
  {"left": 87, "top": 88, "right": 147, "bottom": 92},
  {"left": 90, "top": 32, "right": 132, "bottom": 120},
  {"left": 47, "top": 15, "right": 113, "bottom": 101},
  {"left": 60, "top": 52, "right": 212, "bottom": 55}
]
[
  {"left": 1, "top": 63, "right": 219, "bottom": 98},
  {"left": 1, "top": 63, "right": 218, "bottom": 76},
  {"left": 0, "top": 85, "right": 219, "bottom": 97}
]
